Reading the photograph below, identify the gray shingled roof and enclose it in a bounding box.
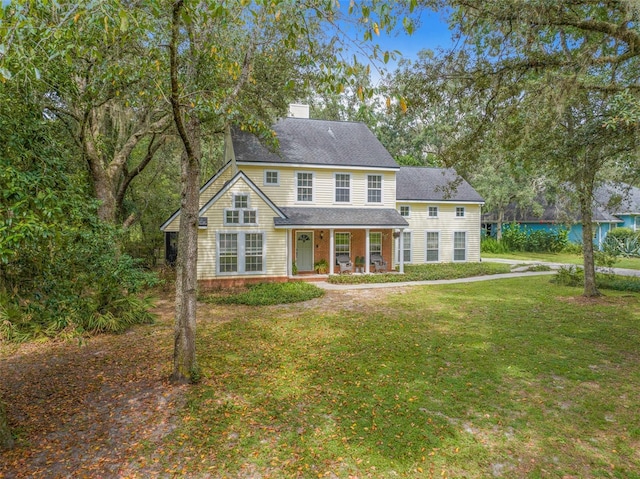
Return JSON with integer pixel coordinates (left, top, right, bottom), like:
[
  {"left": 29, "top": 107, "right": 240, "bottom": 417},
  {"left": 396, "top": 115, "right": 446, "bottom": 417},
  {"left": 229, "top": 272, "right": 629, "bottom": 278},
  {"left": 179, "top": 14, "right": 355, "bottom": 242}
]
[
  {"left": 396, "top": 167, "right": 484, "bottom": 202},
  {"left": 232, "top": 118, "right": 399, "bottom": 169},
  {"left": 482, "top": 188, "right": 623, "bottom": 224},
  {"left": 482, "top": 182, "right": 640, "bottom": 225},
  {"left": 595, "top": 182, "right": 640, "bottom": 214},
  {"left": 274, "top": 207, "right": 409, "bottom": 228}
]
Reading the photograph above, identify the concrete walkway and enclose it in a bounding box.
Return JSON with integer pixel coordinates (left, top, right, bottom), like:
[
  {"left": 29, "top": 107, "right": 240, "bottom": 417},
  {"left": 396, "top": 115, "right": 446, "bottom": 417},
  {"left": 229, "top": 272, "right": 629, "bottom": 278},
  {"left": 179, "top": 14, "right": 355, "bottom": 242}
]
[
  {"left": 315, "top": 258, "right": 640, "bottom": 291},
  {"left": 488, "top": 258, "right": 640, "bottom": 278}
]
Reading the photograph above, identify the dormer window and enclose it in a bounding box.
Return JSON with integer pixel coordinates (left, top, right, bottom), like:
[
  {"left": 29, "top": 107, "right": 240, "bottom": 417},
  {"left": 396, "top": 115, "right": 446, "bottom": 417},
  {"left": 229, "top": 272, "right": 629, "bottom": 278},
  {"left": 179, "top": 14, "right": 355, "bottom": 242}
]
[{"left": 225, "top": 193, "right": 257, "bottom": 225}]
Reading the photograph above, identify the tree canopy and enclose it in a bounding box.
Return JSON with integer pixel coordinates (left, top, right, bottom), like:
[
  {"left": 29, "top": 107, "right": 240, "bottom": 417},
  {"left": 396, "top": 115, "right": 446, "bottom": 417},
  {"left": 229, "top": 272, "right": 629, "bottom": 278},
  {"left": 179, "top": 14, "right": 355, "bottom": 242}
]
[{"left": 402, "top": 0, "right": 640, "bottom": 295}]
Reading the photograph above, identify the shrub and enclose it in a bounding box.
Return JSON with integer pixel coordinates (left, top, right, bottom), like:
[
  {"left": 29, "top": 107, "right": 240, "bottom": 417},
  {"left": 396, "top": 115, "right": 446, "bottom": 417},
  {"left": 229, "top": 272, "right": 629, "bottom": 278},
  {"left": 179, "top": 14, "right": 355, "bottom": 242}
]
[
  {"left": 481, "top": 236, "right": 510, "bottom": 254},
  {"left": 552, "top": 266, "right": 640, "bottom": 292},
  {"left": 501, "top": 223, "right": 528, "bottom": 251},
  {"left": 328, "top": 262, "right": 512, "bottom": 284},
  {"left": 562, "top": 242, "right": 584, "bottom": 255},
  {"left": 204, "top": 281, "right": 325, "bottom": 306},
  {"left": 606, "top": 227, "right": 637, "bottom": 242},
  {"left": 603, "top": 230, "right": 640, "bottom": 257},
  {"left": 552, "top": 265, "right": 584, "bottom": 287},
  {"left": 501, "top": 223, "right": 569, "bottom": 253}
]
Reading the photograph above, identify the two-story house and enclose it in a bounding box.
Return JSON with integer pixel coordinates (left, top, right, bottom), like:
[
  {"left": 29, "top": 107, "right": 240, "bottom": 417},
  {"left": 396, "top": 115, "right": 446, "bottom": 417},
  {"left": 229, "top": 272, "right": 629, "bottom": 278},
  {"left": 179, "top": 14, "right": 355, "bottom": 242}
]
[{"left": 161, "top": 105, "right": 484, "bottom": 287}]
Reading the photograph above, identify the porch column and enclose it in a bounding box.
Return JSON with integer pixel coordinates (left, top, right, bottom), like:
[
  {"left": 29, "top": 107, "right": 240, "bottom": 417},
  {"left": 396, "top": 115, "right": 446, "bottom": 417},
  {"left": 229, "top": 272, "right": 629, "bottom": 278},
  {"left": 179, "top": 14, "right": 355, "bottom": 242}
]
[
  {"left": 286, "top": 229, "right": 292, "bottom": 277},
  {"left": 399, "top": 228, "right": 405, "bottom": 274},
  {"left": 329, "top": 228, "right": 335, "bottom": 275},
  {"left": 365, "top": 228, "right": 370, "bottom": 273}
]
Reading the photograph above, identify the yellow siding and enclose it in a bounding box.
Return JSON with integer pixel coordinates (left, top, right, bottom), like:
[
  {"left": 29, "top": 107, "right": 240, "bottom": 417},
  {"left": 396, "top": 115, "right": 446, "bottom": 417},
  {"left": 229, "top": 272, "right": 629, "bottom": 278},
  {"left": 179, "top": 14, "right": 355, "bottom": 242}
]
[
  {"left": 399, "top": 202, "right": 482, "bottom": 263},
  {"left": 197, "top": 177, "right": 287, "bottom": 280},
  {"left": 199, "top": 165, "right": 234, "bottom": 207},
  {"left": 162, "top": 165, "right": 235, "bottom": 233},
  {"left": 238, "top": 165, "right": 397, "bottom": 208}
]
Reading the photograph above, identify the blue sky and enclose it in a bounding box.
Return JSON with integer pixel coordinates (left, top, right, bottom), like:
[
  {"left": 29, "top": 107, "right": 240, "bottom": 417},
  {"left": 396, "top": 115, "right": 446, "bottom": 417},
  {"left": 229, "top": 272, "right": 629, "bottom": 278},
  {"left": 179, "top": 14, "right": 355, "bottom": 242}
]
[{"left": 378, "top": 9, "right": 454, "bottom": 62}]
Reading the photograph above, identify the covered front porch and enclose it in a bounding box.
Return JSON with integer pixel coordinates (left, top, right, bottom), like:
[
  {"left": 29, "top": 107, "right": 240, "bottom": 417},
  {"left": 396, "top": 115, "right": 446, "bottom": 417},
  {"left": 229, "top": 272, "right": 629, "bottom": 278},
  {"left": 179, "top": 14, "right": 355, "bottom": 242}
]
[{"left": 274, "top": 207, "right": 410, "bottom": 277}]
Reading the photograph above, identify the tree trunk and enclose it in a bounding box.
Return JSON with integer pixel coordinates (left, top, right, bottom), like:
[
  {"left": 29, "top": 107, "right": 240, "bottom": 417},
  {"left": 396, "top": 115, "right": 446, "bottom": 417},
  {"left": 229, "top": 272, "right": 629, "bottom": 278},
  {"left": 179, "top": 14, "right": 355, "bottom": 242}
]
[
  {"left": 0, "top": 401, "right": 13, "bottom": 450},
  {"left": 496, "top": 209, "right": 504, "bottom": 241},
  {"left": 580, "top": 193, "right": 600, "bottom": 297},
  {"left": 171, "top": 144, "right": 200, "bottom": 382},
  {"left": 169, "top": 0, "right": 200, "bottom": 383},
  {"left": 93, "top": 171, "right": 118, "bottom": 223}
]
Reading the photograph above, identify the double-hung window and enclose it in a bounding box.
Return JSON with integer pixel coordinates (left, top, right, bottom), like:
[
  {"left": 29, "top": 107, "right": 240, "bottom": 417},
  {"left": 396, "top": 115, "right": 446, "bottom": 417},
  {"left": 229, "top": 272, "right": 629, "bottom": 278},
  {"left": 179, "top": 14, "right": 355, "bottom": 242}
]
[
  {"left": 369, "top": 232, "right": 382, "bottom": 255},
  {"left": 426, "top": 231, "right": 439, "bottom": 262},
  {"left": 244, "top": 233, "right": 264, "bottom": 272},
  {"left": 399, "top": 205, "right": 410, "bottom": 217},
  {"left": 367, "top": 175, "right": 382, "bottom": 203},
  {"left": 218, "top": 233, "right": 239, "bottom": 273},
  {"left": 225, "top": 193, "right": 257, "bottom": 225},
  {"left": 454, "top": 231, "right": 467, "bottom": 261},
  {"left": 428, "top": 206, "right": 438, "bottom": 218},
  {"left": 297, "top": 172, "right": 314, "bottom": 202},
  {"left": 456, "top": 206, "right": 465, "bottom": 218},
  {"left": 335, "top": 232, "right": 351, "bottom": 261},
  {"left": 397, "top": 231, "right": 411, "bottom": 263},
  {"left": 335, "top": 173, "right": 351, "bottom": 203},
  {"left": 217, "top": 232, "right": 265, "bottom": 274}
]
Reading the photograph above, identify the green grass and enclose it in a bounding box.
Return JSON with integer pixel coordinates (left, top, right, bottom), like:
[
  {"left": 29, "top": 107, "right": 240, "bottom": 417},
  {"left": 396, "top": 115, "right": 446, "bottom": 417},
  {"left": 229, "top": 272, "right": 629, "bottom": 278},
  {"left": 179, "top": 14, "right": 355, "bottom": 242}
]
[
  {"left": 328, "top": 262, "right": 512, "bottom": 284},
  {"left": 483, "top": 251, "right": 640, "bottom": 270},
  {"left": 201, "top": 281, "right": 325, "bottom": 306},
  {"left": 145, "top": 277, "right": 640, "bottom": 478}
]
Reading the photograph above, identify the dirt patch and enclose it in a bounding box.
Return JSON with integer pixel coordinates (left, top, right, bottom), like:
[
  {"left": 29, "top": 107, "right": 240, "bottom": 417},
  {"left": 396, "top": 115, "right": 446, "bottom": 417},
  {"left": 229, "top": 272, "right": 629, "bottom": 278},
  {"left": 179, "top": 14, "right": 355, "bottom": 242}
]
[
  {"left": 0, "top": 299, "right": 184, "bottom": 478},
  {"left": 555, "top": 295, "right": 625, "bottom": 306}
]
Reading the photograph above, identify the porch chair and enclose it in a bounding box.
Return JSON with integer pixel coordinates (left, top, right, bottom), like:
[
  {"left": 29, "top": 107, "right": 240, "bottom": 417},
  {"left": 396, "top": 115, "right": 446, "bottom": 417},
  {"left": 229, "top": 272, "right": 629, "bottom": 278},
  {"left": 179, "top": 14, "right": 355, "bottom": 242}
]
[
  {"left": 336, "top": 254, "right": 353, "bottom": 274},
  {"left": 370, "top": 253, "right": 388, "bottom": 273}
]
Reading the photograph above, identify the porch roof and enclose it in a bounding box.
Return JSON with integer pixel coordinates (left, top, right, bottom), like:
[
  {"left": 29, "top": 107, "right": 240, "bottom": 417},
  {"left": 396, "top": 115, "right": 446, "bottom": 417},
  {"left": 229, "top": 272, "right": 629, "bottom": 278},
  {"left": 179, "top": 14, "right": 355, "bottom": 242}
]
[{"left": 274, "top": 207, "right": 409, "bottom": 229}]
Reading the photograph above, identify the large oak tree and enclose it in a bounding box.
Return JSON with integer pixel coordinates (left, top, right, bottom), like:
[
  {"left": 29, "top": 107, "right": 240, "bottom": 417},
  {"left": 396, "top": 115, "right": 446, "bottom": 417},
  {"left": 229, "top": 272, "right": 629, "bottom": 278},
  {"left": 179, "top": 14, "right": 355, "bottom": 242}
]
[{"left": 413, "top": 0, "right": 640, "bottom": 296}]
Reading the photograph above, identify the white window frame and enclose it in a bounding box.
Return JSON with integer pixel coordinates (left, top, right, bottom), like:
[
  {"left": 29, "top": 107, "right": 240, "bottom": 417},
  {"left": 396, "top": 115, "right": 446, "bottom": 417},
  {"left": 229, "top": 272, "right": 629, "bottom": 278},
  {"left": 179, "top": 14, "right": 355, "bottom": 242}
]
[
  {"left": 369, "top": 232, "right": 382, "bottom": 255},
  {"left": 453, "top": 231, "right": 467, "bottom": 262},
  {"left": 244, "top": 232, "right": 265, "bottom": 273},
  {"left": 425, "top": 230, "right": 440, "bottom": 263},
  {"left": 399, "top": 205, "right": 411, "bottom": 217},
  {"left": 397, "top": 230, "right": 412, "bottom": 264},
  {"left": 455, "top": 206, "right": 466, "bottom": 218},
  {"left": 296, "top": 171, "right": 314, "bottom": 203},
  {"left": 428, "top": 206, "right": 439, "bottom": 218},
  {"left": 334, "top": 173, "right": 351, "bottom": 203},
  {"left": 218, "top": 232, "right": 239, "bottom": 273},
  {"left": 264, "top": 170, "right": 279, "bottom": 186},
  {"left": 367, "top": 174, "right": 383, "bottom": 204},
  {"left": 234, "top": 193, "right": 249, "bottom": 209},
  {"left": 335, "top": 232, "right": 351, "bottom": 262},
  {"left": 635, "top": 216, "right": 640, "bottom": 231},
  {"left": 217, "top": 231, "right": 266, "bottom": 275},
  {"left": 224, "top": 193, "right": 257, "bottom": 226}
]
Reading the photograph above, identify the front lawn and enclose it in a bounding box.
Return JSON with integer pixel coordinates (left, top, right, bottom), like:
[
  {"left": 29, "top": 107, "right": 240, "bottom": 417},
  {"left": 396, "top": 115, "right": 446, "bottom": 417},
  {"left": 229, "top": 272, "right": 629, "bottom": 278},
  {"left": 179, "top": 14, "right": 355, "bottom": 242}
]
[
  {"left": 140, "top": 277, "right": 640, "bottom": 478},
  {"left": 483, "top": 251, "right": 640, "bottom": 270}
]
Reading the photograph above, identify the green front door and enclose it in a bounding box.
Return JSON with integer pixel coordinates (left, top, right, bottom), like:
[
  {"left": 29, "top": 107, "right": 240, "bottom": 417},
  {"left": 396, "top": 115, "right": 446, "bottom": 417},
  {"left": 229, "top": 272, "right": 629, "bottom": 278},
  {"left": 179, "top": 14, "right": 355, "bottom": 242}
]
[{"left": 296, "top": 231, "right": 314, "bottom": 271}]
